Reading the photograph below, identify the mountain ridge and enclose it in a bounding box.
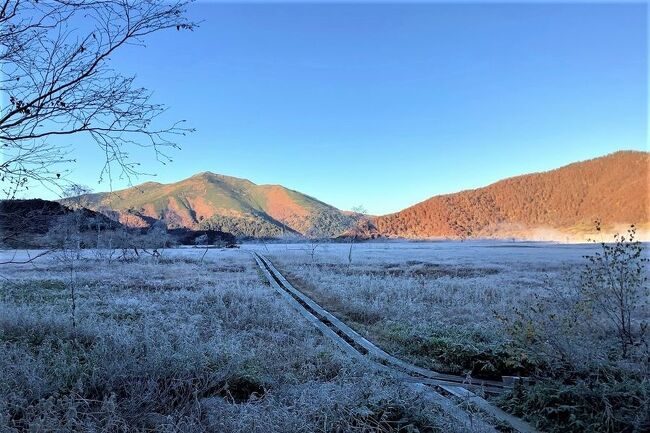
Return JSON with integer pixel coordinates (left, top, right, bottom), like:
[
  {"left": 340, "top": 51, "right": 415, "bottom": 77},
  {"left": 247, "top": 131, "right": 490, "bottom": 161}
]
[
  {"left": 66, "top": 150, "right": 648, "bottom": 241},
  {"left": 373, "top": 150, "right": 649, "bottom": 241},
  {"left": 68, "top": 171, "right": 354, "bottom": 238}
]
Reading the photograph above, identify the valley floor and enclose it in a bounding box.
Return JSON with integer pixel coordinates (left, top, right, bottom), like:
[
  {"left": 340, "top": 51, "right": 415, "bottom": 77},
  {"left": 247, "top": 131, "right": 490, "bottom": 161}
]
[
  {"left": 1, "top": 241, "right": 648, "bottom": 433},
  {"left": 249, "top": 241, "right": 596, "bottom": 378}
]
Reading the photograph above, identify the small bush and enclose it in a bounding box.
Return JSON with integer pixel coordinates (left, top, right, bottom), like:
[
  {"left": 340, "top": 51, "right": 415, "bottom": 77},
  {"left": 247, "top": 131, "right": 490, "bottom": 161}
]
[
  {"left": 380, "top": 325, "right": 534, "bottom": 379},
  {"left": 499, "top": 224, "right": 650, "bottom": 432},
  {"left": 343, "top": 403, "right": 439, "bottom": 433},
  {"left": 218, "top": 375, "right": 267, "bottom": 403},
  {"left": 499, "top": 376, "right": 650, "bottom": 433},
  {"left": 580, "top": 222, "right": 649, "bottom": 359}
]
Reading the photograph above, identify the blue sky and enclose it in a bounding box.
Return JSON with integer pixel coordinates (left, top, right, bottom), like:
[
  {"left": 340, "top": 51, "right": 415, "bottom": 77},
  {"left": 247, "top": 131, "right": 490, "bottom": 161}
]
[{"left": 29, "top": 2, "right": 647, "bottom": 215}]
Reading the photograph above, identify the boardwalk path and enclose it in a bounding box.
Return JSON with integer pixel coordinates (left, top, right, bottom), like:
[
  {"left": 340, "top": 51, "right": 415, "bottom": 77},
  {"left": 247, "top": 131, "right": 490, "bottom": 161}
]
[{"left": 251, "top": 251, "right": 541, "bottom": 433}]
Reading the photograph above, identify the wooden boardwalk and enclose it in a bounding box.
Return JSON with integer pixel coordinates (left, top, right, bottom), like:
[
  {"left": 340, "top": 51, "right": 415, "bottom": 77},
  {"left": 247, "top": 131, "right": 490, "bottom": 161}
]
[{"left": 252, "top": 252, "right": 541, "bottom": 433}]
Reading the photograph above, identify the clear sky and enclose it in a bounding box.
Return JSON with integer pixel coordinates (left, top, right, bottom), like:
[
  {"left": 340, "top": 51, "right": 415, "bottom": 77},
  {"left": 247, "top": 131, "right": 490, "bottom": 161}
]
[{"left": 28, "top": 1, "right": 648, "bottom": 215}]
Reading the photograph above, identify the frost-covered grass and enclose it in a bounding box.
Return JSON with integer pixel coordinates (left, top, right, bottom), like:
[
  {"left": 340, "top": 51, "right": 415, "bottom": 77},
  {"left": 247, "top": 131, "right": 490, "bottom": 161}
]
[
  {"left": 0, "top": 248, "right": 480, "bottom": 433},
  {"left": 250, "top": 241, "right": 596, "bottom": 377},
  {"left": 2, "top": 241, "right": 647, "bottom": 432},
  {"left": 248, "top": 240, "right": 650, "bottom": 433}
]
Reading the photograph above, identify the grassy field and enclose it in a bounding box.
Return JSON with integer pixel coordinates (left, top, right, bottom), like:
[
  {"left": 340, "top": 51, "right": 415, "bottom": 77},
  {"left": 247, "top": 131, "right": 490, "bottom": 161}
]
[
  {"left": 1, "top": 240, "right": 648, "bottom": 433},
  {"left": 256, "top": 241, "right": 595, "bottom": 377},
  {"left": 251, "top": 240, "right": 650, "bottom": 433},
  {"left": 0, "top": 248, "right": 487, "bottom": 433}
]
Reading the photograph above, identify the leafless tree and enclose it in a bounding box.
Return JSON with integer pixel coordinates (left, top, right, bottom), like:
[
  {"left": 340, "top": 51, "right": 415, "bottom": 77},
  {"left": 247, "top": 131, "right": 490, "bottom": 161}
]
[
  {"left": 141, "top": 219, "right": 170, "bottom": 258},
  {"left": 46, "top": 188, "right": 95, "bottom": 331},
  {"left": 1, "top": 0, "right": 196, "bottom": 198},
  {"left": 46, "top": 185, "right": 92, "bottom": 252},
  {"left": 275, "top": 208, "right": 293, "bottom": 249},
  {"left": 347, "top": 205, "right": 368, "bottom": 265},
  {"left": 0, "top": 184, "right": 92, "bottom": 264},
  {"left": 303, "top": 223, "right": 328, "bottom": 263},
  {"left": 62, "top": 184, "right": 93, "bottom": 209},
  {"left": 0, "top": 198, "right": 62, "bottom": 248}
]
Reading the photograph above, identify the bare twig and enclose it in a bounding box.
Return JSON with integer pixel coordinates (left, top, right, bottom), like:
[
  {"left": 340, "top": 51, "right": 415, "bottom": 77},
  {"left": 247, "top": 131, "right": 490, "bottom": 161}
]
[{"left": 1, "top": 0, "right": 197, "bottom": 198}]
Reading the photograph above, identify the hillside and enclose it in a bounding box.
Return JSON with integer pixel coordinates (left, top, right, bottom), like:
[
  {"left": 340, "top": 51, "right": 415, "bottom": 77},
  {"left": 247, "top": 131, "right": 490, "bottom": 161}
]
[
  {"left": 0, "top": 199, "right": 121, "bottom": 247},
  {"left": 374, "top": 151, "right": 649, "bottom": 241},
  {"left": 69, "top": 173, "right": 354, "bottom": 238},
  {"left": 65, "top": 151, "right": 648, "bottom": 241}
]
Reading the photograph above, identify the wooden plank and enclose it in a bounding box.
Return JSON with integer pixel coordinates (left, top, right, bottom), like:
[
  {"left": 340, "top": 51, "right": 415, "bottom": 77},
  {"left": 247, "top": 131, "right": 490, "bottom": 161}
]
[
  {"left": 253, "top": 254, "right": 364, "bottom": 360},
  {"left": 440, "top": 385, "right": 542, "bottom": 433},
  {"left": 260, "top": 254, "right": 508, "bottom": 391},
  {"left": 253, "top": 252, "right": 542, "bottom": 433}
]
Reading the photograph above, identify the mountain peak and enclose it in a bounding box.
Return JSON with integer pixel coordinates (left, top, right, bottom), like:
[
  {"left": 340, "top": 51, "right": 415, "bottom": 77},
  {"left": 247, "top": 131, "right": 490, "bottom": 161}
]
[
  {"left": 70, "top": 151, "right": 647, "bottom": 241},
  {"left": 76, "top": 171, "right": 352, "bottom": 237},
  {"left": 188, "top": 171, "right": 257, "bottom": 186}
]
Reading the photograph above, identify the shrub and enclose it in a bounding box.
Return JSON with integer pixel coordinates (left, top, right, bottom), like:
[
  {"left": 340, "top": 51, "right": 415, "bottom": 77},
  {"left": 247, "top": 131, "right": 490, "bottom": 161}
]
[
  {"left": 499, "top": 224, "right": 650, "bottom": 432},
  {"left": 580, "top": 222, "right": 649, "bottom": 359},
  {"left": 380, "top": 325, "right": 534, "bottom": 379},
  {"left": 499, "top": 376, "right": 650, "bottom": 433}
]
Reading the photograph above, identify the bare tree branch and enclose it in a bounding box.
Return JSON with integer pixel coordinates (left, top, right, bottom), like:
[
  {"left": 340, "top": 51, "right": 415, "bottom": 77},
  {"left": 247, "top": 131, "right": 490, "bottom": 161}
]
[
  {"left": 0, "top": 249, "right": 50, "bottom": 265},
  {"left": 0, "top": 0, "right": 196, "bottom": 198}
]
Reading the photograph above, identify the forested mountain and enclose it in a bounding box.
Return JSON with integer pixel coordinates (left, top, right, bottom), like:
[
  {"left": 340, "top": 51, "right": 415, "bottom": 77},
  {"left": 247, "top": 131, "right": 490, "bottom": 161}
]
[
  {"left": 373, "top": 151, "right": 648, "bottom": 240},
  {"left": 0, "top": 199, "right": 120, "bottom": 247},
  {"left": 66, "top": 172, "right": 354, "bottom": 238},
  {"left": 63, "top": 151, "right": 648, "bottom": 241}
]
